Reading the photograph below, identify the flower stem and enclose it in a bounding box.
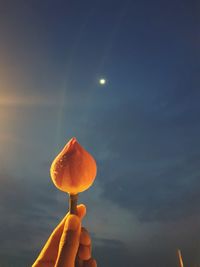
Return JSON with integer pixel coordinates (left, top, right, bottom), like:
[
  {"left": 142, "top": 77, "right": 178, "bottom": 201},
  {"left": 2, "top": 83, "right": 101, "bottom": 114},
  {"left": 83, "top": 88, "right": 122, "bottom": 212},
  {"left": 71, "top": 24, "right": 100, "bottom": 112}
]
[{"left": 69, "top": 193, "right": 78, "bottom": 215}]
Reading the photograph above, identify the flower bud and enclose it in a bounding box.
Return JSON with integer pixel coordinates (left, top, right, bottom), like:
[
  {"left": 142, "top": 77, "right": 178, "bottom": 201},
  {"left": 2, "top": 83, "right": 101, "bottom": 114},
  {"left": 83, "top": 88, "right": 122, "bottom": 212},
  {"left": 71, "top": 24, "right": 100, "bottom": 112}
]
[{"left": 50, "top": 137, "right": 97, "bottom": 194}]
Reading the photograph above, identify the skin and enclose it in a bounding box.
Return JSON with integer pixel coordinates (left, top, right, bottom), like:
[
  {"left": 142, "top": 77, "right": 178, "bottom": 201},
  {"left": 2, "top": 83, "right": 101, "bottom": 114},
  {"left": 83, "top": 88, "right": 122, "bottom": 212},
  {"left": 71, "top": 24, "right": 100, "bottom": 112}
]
[{"left": 32, "top": 204, "right": 97, "bottom": 267}]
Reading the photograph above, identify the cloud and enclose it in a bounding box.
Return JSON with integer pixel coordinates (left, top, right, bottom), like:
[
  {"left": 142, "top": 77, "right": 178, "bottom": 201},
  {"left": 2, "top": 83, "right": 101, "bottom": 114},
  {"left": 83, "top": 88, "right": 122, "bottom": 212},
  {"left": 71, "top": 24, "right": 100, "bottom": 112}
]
[
  {"left": 92, "top": 214, "right": 200, "bottom": 267},
  {"left": 0, "top": 171, "right": 66, "bottom": 261},
  {"left": 82, "top": 85, "right": 200, "bottom": 224},
  {"left": 93, "top": 239, "right": 132, "bottom": 267},
  {"left": 0, "top": 170, "right": 137, "bottom": 266},
  {"left": 99, "top": 153, "right": 200, "bottom": 222}
]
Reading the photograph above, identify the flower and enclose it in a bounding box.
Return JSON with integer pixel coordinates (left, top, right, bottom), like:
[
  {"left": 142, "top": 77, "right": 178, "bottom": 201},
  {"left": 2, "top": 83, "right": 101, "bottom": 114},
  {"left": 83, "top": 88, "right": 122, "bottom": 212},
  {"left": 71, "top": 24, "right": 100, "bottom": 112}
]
[{"left": 50, "top": 137, "right": 97, "bottom": 194}]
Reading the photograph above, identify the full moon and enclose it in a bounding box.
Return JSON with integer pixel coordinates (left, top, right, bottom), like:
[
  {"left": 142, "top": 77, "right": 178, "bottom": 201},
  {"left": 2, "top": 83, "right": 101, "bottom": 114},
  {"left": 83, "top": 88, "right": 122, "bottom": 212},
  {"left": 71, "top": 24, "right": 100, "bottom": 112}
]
[{"left": 99, "top": 78, "right": 106, "bottom": 85}]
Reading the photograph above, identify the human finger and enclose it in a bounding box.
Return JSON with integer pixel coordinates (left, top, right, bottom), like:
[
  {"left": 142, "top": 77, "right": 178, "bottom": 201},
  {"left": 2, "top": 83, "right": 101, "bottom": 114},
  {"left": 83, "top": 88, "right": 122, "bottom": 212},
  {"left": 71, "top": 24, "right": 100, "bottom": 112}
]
[
  {"left": 32, "top": 204, "right": 86, "bottom": 267},
  {"left": 75, "top": 227, "right": 91, "bottom": 267},
  {"left": 77, "top": 227, "right": 92, "bottom": 262},
  {"left": 55, "top": 214, "right": 81, "bottom": 267},
  {"left": 32, "top": 214, "right": 67, "bottom": 267},
  {"left": 80, "top": 227, "right": 91, "bottom": 246},
  {"left": 77, "top": 244, "right": 91, "bottom": 261},
  {"left": 82, "top": 258, "right": 97, "bottom": 267},
  {"left": 77, "top": 204, "right": 86, "bottom": 220}
]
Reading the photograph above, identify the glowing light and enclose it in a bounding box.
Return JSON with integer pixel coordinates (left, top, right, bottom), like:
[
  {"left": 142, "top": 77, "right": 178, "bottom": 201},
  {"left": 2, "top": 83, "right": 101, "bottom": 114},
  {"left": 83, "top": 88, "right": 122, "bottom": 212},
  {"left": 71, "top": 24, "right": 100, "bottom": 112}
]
[{"left": 99, "top": 78, "right": 106, "bottom": 85}]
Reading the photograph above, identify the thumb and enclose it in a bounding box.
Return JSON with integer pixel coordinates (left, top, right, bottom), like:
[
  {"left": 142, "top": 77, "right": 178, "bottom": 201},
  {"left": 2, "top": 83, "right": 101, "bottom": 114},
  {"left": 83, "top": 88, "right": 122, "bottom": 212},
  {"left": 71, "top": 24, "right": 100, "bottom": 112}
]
[{"left": 55, "top": 214, "right": 81, "bottom": 267}]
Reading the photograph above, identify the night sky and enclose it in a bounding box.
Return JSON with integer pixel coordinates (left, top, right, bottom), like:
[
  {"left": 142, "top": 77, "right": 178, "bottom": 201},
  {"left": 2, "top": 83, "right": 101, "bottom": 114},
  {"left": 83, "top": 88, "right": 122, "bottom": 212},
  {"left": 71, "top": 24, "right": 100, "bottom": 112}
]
[{"left": 0, "top": 0, "right": 199, "bottom": 266}]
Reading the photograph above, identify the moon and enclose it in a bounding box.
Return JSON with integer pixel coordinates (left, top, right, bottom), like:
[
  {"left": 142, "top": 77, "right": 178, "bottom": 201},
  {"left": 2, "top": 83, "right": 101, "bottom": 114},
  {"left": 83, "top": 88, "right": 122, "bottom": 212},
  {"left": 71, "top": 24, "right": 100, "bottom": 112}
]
[{"left": 99, "top": 78, "right": 106, "bottom": 85}]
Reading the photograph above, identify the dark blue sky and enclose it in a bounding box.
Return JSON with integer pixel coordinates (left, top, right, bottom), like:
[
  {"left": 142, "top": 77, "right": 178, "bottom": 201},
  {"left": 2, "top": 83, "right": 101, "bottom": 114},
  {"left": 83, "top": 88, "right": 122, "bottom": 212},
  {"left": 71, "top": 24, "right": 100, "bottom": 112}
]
[{"left": 0, "top": 0, "right": 199, "bottom": 266}]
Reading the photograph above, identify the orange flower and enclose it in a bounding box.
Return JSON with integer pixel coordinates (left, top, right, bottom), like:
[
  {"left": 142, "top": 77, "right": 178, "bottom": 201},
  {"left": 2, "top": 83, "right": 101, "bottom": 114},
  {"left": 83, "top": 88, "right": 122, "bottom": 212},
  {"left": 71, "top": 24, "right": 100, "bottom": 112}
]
[{"left": 50, "top": 137, "right": 97, "bottom": 194}]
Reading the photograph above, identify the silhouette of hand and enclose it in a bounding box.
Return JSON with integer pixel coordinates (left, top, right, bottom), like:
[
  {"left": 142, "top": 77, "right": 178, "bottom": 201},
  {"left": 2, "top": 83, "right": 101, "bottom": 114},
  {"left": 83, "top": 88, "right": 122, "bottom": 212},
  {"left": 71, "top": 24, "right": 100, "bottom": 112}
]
[{"left": 32, "top": 204, "right": 97, "bottom": 267}]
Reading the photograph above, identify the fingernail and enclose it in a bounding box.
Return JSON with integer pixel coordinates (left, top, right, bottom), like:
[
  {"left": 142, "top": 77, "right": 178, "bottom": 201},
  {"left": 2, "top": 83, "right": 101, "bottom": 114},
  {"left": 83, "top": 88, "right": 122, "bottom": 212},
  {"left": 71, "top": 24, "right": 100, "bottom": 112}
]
[{"left": 66, "top": 215, "right": 80, "bottom": 231}]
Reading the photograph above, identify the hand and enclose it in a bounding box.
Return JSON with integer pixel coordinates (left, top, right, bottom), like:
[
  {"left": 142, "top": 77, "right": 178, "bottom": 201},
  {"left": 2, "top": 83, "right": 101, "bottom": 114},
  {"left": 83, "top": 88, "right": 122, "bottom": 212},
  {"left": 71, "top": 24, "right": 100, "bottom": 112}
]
[{"left": 32, "top": 204, "right": 97, "bottom": 267}]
